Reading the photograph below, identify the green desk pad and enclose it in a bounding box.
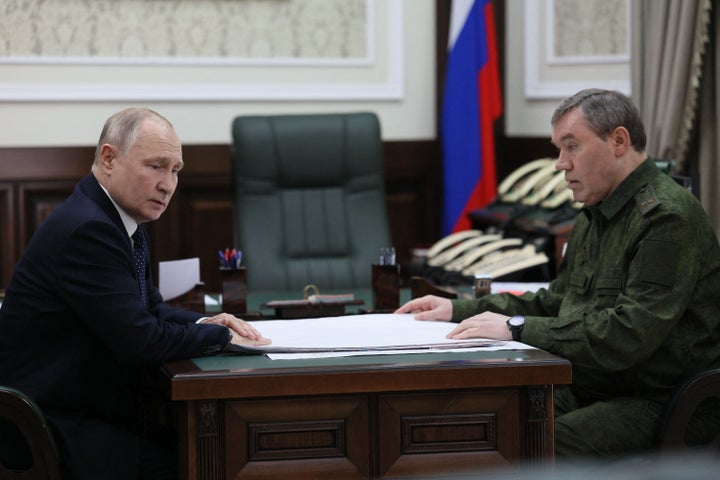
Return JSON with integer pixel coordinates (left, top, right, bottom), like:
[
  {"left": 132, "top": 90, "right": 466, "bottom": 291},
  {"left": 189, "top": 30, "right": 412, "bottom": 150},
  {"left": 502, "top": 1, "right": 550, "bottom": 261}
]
[{"left": 192, "top": 349, "right": 531, "bottom": 371}]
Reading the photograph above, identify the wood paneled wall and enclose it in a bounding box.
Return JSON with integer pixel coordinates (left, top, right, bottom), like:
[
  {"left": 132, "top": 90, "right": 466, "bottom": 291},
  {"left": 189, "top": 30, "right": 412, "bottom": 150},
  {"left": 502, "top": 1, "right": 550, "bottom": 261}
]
[{"left": 0, "top": 140, "right": 442, "bottom": 292}]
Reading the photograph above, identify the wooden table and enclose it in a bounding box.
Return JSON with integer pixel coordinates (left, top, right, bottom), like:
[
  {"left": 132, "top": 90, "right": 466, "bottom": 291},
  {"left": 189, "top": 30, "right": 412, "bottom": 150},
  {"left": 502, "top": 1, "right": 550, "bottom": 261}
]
[{"left": 158, "top": 347, "right": 571, "bottom": 479}]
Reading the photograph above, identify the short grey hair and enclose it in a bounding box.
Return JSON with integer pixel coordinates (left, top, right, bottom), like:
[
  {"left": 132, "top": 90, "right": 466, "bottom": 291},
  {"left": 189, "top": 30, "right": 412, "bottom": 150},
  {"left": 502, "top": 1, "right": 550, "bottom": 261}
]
[
  {"left": 551, "top": 89, "right": 647, "bottom": 152},
  {"left": 93, "top": 107, "right": 173, "bottom": 163}
]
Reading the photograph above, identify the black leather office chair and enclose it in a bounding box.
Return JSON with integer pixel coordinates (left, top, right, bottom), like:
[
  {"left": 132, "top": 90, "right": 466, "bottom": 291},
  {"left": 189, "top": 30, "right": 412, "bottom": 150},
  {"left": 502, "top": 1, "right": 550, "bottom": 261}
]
[
  {"left": 658, "top": 368, "right": 720, "bottom": 451},
  {"left": 0, "top": 386, "right": 61, "bottom": 480},
  {"left": 231, "top": 112, "right": 392, "bottom": 292}
]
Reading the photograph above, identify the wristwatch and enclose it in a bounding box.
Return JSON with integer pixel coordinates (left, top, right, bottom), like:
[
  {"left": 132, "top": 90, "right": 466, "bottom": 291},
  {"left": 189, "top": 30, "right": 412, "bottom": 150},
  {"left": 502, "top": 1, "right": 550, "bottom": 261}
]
[{"left": 506, "top": 315, "right": 525, "bottom": 342}]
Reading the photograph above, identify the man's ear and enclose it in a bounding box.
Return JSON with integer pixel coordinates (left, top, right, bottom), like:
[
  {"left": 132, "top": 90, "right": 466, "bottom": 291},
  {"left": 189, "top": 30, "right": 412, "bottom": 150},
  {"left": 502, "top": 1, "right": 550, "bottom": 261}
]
[
  {"left": 98, "top": 144, "right": 117, "bottom": 173},
  {"left": 610, "top": 126, "right": 631, "bottom": 156}
]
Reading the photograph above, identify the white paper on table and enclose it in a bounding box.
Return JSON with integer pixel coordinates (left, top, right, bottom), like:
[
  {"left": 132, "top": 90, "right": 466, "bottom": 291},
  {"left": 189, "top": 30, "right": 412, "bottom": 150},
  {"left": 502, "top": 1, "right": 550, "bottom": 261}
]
[
  {"left": 158, "top": 257, "right": 200, "bottom": 301},
  {"left": 267, "top": 341, "right": 534, "bottom": 360},
  {"left": 204, "top": 295, "right": 220, "bottom": 306},
  {"left": 239, "top": 314, "right": 535, "bottom": 359},
  {"left": 492, "top": 282, "right": 549, "bottom": 294}
]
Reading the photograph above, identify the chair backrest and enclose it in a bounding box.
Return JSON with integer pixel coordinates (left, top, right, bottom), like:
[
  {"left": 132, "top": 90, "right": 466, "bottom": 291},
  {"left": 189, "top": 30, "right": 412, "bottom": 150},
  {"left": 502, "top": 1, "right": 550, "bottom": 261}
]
[
  {"left": 0, "top": 386, "right": 61, "bottom": 480},
  {"left": 231, "top": 112, "right": 392, "bottom": 292},
  {"left": 659, "top": 368, "right": 720, "bottom": 451}
]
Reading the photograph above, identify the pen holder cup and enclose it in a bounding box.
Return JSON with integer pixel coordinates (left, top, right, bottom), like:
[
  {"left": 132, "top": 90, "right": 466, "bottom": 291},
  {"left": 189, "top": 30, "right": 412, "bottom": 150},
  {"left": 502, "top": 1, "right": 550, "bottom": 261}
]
[
  {"left": 473, "top": 274, "right": 492, "bottom": 299},
  {"left": 220, "top": 267, "right": 247, "bottom": 315},
  {"left": 372, "top": 264, "right": 401, "bottom": 311}
]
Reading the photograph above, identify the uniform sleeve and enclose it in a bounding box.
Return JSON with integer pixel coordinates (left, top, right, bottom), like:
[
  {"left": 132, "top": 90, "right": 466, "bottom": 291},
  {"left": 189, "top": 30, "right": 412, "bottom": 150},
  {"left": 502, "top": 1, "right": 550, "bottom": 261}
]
[
  {"left": 450, "top": 281, "right": 565, "bottom": 323},
  {"left": 523, "top": 210, "right": 702, "bottom": 373}
]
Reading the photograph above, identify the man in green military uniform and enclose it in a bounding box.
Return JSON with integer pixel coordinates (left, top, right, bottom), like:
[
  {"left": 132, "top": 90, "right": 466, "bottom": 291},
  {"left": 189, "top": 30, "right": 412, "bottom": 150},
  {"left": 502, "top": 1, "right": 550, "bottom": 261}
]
[{"left": 396, "top": 89, "right": 720, "bottom": 458}]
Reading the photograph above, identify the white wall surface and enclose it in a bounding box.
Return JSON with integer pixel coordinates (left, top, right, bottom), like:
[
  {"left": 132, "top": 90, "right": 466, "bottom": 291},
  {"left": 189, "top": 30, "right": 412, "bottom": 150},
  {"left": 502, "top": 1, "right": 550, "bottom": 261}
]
[
  {"left": 505, "top": 0, "right": 556, "bottom": 138},
  {"left": 0, "top": 0, "right": 436, "bottom": 147},
  {"left": 505, "top": 0, "right": 631, "bottom": 138},
  {"left": 0, "top": 0, "right": 631, "bottom": 148}
]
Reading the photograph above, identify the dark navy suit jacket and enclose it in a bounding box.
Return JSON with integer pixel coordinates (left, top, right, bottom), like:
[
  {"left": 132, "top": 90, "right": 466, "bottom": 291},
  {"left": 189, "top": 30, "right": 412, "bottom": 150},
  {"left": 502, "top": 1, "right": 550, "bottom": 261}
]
[{"left": 0, "top": 174, "right": 230, "bottom": 478}]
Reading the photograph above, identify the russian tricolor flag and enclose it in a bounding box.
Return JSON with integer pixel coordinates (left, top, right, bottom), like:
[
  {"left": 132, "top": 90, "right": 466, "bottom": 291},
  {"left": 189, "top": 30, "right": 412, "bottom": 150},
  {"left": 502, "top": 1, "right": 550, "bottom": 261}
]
[{"left": 441, "top": 0, "right": 502, "bottom": 235}]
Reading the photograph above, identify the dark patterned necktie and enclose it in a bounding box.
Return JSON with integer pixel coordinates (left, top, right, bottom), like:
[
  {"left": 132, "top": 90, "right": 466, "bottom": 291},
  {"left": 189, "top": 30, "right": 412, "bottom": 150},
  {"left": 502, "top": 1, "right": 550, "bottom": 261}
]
[{"left": 132, "top": 227, "right": 148, "bottom": 307}]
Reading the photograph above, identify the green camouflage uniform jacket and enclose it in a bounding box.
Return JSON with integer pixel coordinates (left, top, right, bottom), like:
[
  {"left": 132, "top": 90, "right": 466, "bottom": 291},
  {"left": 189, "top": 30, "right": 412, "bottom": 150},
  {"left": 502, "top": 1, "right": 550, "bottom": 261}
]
[{"left": 452, "top": 158, "right": 720, "bottom": 400}]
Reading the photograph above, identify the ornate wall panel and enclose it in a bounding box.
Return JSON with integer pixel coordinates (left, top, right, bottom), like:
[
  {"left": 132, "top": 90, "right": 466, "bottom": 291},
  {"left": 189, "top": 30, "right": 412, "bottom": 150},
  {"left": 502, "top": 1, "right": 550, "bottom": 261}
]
[
  {"left": 0, "top": 184, "right": 14, "bottom": 289},
  {"left": 0, "top": 0, "right": 403, "bottom": 101},
  {"left": 1, "top": 0, "right": 368, "bottom": 62}
]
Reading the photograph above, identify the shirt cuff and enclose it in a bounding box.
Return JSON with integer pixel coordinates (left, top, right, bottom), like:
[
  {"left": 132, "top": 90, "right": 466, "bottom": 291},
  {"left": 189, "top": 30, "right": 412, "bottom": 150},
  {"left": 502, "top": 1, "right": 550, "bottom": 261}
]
[{"left": 223, "top": 328, "right": 235, "bottom": 352}]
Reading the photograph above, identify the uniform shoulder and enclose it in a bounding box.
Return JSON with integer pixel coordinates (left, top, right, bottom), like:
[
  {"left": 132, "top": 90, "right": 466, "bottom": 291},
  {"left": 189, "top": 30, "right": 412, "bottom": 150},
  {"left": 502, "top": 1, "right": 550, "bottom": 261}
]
[{"left": 634, "top": 183, "right": 661, "bottom": 216}]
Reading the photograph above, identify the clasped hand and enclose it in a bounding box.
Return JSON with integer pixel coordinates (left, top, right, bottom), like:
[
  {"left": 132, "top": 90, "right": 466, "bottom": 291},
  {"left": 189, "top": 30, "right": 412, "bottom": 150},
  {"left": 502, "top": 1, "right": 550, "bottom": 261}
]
[{"left": 394, "top": 295, "right": 513, "bottom": 341}]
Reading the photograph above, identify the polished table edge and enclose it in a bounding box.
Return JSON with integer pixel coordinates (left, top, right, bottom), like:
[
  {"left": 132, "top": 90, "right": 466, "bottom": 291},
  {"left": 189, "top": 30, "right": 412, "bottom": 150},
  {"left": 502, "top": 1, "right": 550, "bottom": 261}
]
[{"left": 158, "top": 348, "right": 572, "bottom": 401}]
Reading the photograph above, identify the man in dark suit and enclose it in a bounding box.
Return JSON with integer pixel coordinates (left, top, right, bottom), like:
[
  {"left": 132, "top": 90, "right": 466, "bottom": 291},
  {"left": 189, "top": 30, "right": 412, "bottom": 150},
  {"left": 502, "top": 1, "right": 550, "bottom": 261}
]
[{"left": 0, "top": 108, "right": 271, "bottom": 479}]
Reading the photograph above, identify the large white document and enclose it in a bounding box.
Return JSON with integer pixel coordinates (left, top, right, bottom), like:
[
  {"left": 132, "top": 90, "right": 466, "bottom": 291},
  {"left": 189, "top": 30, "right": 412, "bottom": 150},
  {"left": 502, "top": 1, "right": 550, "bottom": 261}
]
[{"left": 238, "top": 314, "right": 530, "bottom": 359}]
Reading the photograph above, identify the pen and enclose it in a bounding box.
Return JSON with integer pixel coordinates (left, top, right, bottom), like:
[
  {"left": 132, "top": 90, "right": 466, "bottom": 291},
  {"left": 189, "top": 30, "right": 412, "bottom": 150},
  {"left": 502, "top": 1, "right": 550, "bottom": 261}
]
[
  {"left": 379, "top": 247, "right": 396, "bottom": 265},
  {"left": 219, "top": 248, "right": 243, "bottom": 269}
]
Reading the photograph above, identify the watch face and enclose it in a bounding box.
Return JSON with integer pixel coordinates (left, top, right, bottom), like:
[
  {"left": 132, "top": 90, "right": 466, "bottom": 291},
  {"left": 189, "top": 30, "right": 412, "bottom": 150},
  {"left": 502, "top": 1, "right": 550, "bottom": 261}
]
[{"left": 508, "top": 315, "right": 525, "bottom": 327}]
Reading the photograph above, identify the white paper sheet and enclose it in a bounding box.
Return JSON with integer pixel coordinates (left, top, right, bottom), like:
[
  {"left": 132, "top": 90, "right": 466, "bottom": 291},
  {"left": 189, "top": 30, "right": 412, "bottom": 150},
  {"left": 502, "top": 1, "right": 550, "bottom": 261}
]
[
  {"left": 158, "top": 257, "right": 200, "bottom": 300},
  {"left": 243, "top": 314, "right": 534, "bottom": 359},
  {"left": 492, "top": 282, "right": 549, "bottom": 294},
  {"left": 267, "top": 341, "right": 534, "bottom": 360}
]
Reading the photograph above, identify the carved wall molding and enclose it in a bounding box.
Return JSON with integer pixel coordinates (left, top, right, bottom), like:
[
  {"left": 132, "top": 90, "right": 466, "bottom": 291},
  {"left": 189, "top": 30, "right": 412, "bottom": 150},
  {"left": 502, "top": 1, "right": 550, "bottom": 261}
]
[{"left": 0, "top": 0, "right": 404, "bottom": 101}]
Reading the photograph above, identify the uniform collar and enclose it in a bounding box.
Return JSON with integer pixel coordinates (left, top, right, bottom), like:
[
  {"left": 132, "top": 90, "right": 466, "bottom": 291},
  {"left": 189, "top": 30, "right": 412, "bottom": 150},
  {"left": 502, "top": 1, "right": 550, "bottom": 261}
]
[{"left": 582, "top": 157, "right": 661, "bottom": 221}]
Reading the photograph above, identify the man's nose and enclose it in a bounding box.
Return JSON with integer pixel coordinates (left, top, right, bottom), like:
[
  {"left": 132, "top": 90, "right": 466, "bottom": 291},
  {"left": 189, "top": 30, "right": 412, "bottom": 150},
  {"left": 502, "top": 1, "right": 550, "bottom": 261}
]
[
  {"left": 158, "top": 172, "right": 176, "bottom": 194},
  {"left": 555, "top": 154, "right": 570, "bottom": 171}
]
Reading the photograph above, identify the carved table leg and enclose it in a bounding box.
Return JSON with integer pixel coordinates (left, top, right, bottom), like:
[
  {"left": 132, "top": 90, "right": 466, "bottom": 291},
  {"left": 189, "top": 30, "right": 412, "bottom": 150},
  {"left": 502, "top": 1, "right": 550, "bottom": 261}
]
[
  {"left": 524, "top": 386, "right": 552, "bottom": 464},
  {"left": 196, "top": 399, "right": 225, "bottom": 480}
]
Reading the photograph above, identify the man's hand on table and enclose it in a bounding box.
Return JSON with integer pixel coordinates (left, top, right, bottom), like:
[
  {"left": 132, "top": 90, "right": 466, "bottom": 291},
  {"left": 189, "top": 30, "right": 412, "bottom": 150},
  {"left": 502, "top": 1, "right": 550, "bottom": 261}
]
[{"left": 201, "top": 313, "right": 272, "bottom": 346}]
